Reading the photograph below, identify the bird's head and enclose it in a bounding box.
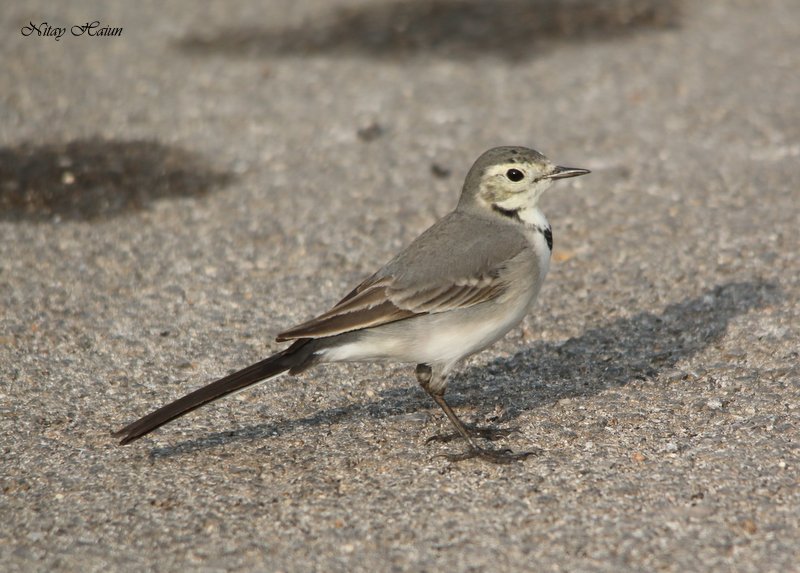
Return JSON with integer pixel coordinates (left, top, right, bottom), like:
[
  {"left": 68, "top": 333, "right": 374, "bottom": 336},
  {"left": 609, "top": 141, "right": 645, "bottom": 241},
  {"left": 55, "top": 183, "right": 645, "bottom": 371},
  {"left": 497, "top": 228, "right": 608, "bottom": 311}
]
[{"left": 458, "top": 146, "right": 589, "bottom": 214}]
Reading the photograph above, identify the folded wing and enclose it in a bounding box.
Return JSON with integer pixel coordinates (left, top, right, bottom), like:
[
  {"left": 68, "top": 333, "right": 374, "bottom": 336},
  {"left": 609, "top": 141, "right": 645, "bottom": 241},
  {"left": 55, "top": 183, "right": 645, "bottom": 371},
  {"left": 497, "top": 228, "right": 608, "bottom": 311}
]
[{"left": 276, "top": 270, "right": 508, "bottom": 341}]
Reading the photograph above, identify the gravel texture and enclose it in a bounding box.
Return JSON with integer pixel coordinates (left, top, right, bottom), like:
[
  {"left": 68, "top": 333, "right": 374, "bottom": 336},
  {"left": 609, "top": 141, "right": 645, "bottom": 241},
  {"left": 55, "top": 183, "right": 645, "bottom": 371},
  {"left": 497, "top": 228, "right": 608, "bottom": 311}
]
[{"left": 1, "top": 1, "right": 798, "bottom": 571}]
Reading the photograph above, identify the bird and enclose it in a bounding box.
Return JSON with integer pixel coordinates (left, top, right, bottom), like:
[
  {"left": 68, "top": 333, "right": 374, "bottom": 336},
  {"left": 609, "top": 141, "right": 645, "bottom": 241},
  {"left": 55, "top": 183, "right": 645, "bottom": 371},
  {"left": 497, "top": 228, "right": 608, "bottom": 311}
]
[{"left": 113, "top": 146, "right": 590, "bottom": 463}]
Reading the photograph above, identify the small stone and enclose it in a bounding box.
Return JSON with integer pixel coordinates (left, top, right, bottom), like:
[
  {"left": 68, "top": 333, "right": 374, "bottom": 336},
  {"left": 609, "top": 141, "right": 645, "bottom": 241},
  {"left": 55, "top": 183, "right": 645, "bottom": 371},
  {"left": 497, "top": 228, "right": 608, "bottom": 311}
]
[
  {"left": 430, "top": 163, "right": 451, "bottom": 178},
  {"left": 740, "top": 519, "right": 757, "bottom": 534},
  {"left": 552, "top": 250, "right": 576, "bottom": 263},
  {"left": 357, "top": 122, "right": 384, "bottom": 142}
]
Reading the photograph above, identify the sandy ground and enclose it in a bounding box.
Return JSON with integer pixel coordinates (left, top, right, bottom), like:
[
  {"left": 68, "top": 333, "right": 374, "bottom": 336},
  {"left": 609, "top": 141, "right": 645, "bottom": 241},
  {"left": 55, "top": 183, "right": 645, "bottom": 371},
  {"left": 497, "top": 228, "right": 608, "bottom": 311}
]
[{"left": 1, "top": 1, "right": 798, "bottom": 571}]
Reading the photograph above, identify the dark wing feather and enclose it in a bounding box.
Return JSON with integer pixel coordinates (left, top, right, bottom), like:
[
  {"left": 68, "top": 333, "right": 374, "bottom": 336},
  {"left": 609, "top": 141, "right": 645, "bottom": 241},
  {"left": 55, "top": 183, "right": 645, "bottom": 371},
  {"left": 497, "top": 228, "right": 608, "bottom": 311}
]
[{"left": 276, "top": 271, "right": 508, "bottom": 342}]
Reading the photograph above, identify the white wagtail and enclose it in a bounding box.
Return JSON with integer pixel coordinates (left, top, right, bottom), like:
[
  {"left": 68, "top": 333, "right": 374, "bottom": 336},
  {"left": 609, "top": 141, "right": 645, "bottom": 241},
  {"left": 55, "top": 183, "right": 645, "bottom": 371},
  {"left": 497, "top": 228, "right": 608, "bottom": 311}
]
[{"left": 114, "top": 146, "right": 589, "bottom": 463}]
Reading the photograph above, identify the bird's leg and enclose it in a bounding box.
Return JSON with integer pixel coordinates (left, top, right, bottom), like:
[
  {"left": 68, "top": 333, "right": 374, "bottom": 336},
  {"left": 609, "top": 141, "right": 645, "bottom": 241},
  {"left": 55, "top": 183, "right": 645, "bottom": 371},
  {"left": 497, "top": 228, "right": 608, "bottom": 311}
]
[
  {"left": 416, "top": 364, "right": 481, "bottom": 449},
  {"left": 415, "top": 364, "right": 518, "bottom": 442},
  {"left": 415, "top": 364, "right": 537, "bottom": 464}
]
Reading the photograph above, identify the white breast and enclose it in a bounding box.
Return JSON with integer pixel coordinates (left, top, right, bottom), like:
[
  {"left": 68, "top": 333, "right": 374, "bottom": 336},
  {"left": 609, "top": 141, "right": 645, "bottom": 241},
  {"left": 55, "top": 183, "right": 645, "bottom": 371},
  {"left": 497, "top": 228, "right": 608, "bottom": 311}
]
[{"left": 517, "top": 207, "right": 552, "bottom": 286}]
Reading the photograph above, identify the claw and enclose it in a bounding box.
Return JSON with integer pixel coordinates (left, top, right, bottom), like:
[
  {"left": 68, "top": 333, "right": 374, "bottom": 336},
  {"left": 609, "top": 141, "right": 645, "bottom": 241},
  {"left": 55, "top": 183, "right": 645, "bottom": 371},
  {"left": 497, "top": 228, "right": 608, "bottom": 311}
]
[
  {"left": 426, "top": 423, "right": 519, "bottom": 444},
  {"left": 441, "top": 446, "right": 541, "bottom": 464}
]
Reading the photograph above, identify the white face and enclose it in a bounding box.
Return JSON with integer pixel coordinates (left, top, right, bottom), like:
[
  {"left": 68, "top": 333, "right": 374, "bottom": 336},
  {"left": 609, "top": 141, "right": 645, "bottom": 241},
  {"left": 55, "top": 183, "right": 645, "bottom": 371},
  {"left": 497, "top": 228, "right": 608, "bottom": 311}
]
[{"left": 477, "top": 161, "right": 556, "bottom": 212}]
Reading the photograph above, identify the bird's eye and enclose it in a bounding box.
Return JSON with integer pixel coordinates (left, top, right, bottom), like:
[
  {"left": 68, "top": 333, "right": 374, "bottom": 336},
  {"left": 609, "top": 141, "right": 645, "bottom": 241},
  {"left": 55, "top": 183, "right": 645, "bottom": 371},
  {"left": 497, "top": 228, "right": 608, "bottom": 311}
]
[{"left": 506, "top": 168, "right": 524, "bottom": 182}]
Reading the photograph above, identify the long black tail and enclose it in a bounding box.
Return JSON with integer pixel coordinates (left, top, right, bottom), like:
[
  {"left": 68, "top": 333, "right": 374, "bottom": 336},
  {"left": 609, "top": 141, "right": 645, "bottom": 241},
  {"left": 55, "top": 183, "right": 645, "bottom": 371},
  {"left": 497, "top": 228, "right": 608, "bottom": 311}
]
[{"left": 113, "top": 340, "right": 312, "bottom": 445}]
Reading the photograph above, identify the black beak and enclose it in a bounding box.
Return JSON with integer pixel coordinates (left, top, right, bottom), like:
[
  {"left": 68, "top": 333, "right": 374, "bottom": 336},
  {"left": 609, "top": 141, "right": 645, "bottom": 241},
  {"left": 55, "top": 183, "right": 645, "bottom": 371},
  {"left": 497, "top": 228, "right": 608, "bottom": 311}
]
[{"left": 544, "top": 166, "right": 591, "bottom": 180}]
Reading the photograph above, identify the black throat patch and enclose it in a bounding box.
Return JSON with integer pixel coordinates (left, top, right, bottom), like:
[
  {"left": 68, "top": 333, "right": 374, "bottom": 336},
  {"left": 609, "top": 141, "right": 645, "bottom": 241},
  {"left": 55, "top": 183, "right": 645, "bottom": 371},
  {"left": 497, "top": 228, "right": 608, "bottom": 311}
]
[
  {"left": 491, "top": 203, "right": 522, "bottom": 222},
  {"left": 543, "top": 226, "right": 553, "bottom": 251}
]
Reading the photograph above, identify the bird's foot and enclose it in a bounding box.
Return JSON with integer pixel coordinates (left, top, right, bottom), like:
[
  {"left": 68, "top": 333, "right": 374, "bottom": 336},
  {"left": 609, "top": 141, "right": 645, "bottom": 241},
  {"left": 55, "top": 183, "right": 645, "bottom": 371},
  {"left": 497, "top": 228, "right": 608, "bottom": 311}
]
[
  {"left": 426, "top": 424, "right": 518, "bottom": 444},
  {"left": 442, "top": 445, "right": 542, "bottom": 465}
]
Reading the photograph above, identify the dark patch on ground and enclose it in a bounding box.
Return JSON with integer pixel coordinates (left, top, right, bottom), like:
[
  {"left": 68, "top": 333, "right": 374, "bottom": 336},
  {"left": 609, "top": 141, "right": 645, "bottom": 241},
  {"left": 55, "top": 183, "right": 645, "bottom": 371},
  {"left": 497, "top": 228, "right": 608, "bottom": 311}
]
[
  {"left": 177, "top": 0, "right": 682, "bottom": 60},
  {"left": 0, "top": 138, "right": 234, "bottom": 222}
]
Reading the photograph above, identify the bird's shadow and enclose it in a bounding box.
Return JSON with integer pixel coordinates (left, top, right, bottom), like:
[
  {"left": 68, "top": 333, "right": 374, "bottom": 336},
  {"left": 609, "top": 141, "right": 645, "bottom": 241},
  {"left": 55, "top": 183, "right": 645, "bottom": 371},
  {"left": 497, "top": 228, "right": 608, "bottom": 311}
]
[
  {"left": 0, "top": 138, "right": 233, "bottom": 222},
  {"left": 176, "top": 0, "right": 683, "bottom": 61},
  {"left": 148, "top": 280, "right": 778, "bottom": 458}
]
